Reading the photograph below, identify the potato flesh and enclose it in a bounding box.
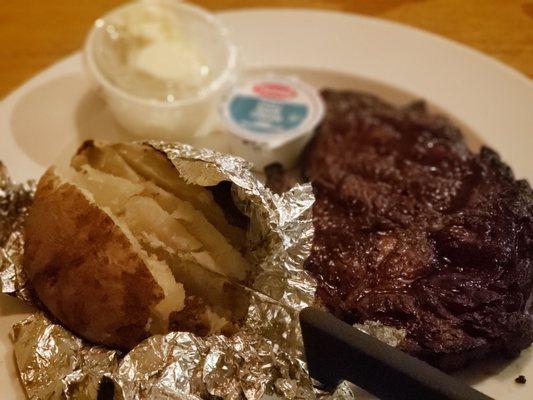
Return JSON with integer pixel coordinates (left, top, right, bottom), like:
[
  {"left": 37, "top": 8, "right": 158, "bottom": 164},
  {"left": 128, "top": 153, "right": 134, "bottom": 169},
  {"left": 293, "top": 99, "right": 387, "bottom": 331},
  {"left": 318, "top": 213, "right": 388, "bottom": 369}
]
[
  {"left": 145, "top": 257, "right": 186, "bottom": 333},
  {"left": 110, "top": 143, "right": 247, "bottom": 250},
  {"left": 73, "top": 165, "right": 249, "bottom": 280},
  {"left": 137, "top": 181, "right": 249, "bottom": 281},
  {"left": 70, "top": 146, "right": 250, "bottom": 334},
  {"left": 73, "top": 144, "right": 141, "bottom": 183},
  {"left": 123, "top": 196, "right": 203, "bottom": 253},
  {"left": 66, "top": 165, "right": 143, "bottom": 215}
]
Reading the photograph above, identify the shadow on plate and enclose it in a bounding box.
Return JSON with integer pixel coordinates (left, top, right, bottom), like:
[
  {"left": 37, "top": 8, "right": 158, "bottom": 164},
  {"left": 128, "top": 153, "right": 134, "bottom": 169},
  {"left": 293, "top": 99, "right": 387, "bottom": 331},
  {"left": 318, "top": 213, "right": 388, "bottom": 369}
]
[
  {"left": 457, "top": 348, "right": 532, "bottom": 386},
  {"left": 248, "top": 66, "right": 484, "bottom": 152},
  {"left": 75, "top": 87, "right": 132, "bottom": 144},
  {"left": 0, "top": 294, "right": 34, "bottom": 317},
  {"left": 9, "top": 73, "right": 135, "bottom": 171},
  {"left": 10, "top": 74, "right": 89, "bottom": 168},
  {"left": 10, "top": 66, "right": 484, "bottom": 171}
]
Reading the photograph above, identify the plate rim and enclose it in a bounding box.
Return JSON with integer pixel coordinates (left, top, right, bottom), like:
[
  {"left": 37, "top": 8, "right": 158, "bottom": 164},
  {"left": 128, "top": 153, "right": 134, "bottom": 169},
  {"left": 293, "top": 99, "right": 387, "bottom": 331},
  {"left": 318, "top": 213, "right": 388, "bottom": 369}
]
[{"left": 222, "top": 7, "right": 533, "bottom": 86}]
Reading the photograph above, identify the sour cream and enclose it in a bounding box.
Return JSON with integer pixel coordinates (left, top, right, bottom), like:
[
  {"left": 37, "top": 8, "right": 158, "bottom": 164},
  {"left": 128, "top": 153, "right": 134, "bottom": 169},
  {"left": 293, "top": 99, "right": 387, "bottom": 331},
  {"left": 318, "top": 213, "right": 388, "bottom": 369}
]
[{"left": 94, "top": 2, "right": 213, "bottom": 102}]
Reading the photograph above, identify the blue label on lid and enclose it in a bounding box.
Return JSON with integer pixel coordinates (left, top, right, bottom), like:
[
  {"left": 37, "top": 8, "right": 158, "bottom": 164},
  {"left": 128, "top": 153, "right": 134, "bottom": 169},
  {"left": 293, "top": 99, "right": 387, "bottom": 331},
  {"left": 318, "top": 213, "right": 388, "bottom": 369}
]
[{"left": 229, "top": 95, "right": 309, "bottom": 134}]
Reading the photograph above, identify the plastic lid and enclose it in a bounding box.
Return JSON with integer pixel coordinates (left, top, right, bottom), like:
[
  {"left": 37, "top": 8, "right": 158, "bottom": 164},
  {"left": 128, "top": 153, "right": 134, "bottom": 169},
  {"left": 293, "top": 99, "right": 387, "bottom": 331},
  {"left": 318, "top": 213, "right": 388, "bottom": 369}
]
[
  {"left": 218, "top": 74, "right": 324, "bottom": 170},
  {"left": 219, "top": 74, "right": 324, "bottom": 148}
]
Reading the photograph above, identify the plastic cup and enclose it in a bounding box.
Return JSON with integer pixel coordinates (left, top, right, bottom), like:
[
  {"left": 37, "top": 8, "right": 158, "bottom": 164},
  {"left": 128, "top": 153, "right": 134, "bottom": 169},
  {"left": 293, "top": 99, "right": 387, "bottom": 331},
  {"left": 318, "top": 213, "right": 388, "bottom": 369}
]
[{"left": 84, "top": 1, "right": 238, "bottom": 140}]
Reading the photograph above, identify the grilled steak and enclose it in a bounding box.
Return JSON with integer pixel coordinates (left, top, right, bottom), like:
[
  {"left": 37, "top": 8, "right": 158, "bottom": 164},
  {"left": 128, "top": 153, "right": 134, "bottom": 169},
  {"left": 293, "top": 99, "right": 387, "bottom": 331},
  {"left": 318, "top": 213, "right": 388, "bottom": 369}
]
[{"left": 269, "top": 90, "right": 533, "bottom": 370}]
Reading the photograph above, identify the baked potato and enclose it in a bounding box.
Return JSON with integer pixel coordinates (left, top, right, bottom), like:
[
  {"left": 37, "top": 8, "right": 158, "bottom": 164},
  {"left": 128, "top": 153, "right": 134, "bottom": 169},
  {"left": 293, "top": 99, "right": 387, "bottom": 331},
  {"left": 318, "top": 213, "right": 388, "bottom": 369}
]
[{"left": 23, "top": 142, "right": 250, "bottom": 350}]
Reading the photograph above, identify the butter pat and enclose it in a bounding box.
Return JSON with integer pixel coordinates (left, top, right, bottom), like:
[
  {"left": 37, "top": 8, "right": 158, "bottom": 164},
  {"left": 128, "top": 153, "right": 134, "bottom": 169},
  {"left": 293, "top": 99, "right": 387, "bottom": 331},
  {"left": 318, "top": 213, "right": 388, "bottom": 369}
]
[
  {"left": 219, "top": 75, "right": 325, "bottom": 170},
  {"left": 135, "top": 41, "right": 208, "bottom": 84},
  {"left": 94, "top": 2, "right": 213, "bottom": 102},
  {"left": 107, "top": 3, "right": 183, "bottom": 42}
]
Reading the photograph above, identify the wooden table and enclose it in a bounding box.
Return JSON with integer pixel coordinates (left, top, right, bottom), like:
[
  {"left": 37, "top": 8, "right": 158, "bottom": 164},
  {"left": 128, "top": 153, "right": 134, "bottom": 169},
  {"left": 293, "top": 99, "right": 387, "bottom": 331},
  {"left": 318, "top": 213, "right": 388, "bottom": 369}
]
[{"left": 1, "top": 0, "right": 532, "bottom": 97}]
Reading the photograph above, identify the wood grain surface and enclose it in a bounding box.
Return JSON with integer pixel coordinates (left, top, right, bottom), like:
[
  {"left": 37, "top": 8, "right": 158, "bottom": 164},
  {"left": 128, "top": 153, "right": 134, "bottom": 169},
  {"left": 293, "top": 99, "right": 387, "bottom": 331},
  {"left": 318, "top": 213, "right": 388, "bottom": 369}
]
[{"left": 1, "top": 0, "right": 532, "bottom": 97}]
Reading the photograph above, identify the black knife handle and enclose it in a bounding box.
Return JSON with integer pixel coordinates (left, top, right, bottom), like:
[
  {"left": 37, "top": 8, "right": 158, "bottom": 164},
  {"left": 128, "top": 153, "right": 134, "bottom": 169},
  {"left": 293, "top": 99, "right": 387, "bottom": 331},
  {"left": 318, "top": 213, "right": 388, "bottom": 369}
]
[{"left": 299, "top": 307, "right": 493, "bottom": 400}]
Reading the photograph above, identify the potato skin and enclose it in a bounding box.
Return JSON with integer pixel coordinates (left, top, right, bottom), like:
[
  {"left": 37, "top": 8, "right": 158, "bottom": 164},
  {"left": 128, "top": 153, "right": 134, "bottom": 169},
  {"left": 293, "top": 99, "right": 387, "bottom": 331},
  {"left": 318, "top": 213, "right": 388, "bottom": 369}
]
[{"left": 23, "top": 169, "right": 164, "bottom": 350}]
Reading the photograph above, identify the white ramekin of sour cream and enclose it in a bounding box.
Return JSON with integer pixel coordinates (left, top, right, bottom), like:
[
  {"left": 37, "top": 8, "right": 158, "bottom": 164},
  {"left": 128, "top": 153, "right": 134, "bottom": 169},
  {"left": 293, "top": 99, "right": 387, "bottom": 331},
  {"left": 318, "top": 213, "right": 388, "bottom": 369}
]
[{"left": 84, "top": 0, "right": 238, "bottom": 139}]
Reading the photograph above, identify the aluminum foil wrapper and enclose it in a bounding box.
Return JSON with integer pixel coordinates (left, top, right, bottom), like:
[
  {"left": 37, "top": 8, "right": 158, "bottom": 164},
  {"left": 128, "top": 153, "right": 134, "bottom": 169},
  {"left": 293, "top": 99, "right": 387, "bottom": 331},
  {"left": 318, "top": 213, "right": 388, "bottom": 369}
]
[
  {"left": 10, "top": 313, "right": 118, "bottom": 400},
  {"left": 354, "top": 321, "right": 407, "bottom": 348},
  {"left": 0, "top": 162, "right": 34, "bottom": 302},
  {"left": 0, "top": 142, "right": 355, "bottom": 400}
]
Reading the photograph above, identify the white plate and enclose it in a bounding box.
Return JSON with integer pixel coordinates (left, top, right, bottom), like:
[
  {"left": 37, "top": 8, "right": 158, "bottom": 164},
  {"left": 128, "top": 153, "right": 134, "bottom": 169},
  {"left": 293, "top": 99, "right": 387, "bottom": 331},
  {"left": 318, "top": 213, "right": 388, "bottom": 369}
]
[{"left": 1, "top": 8, "right": 532, "bottom": 400}]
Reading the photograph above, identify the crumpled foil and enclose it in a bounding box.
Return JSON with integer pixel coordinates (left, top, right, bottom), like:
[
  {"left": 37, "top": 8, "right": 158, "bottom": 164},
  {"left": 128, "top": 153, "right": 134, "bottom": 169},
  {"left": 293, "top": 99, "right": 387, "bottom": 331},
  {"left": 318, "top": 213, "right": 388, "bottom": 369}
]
[
  {"left": 354, "top": 321, "right": 406, "bottom": 348},
  {"left": 0, "top": 142, "right": 356, "bottom": 400},
  {"left": 10, "top": 313, "right": 118, "bottom": 399},
  {"left": 0, "top": 162, "right": 34, "bottom": 302}
]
